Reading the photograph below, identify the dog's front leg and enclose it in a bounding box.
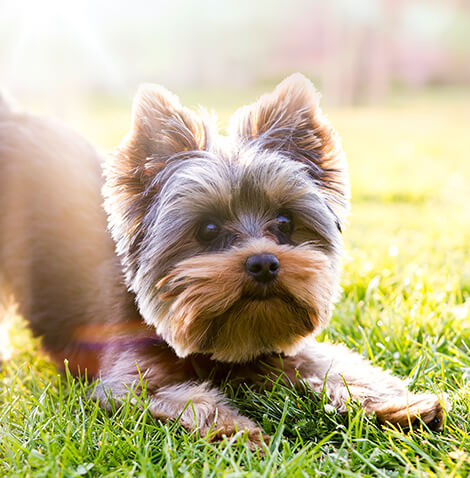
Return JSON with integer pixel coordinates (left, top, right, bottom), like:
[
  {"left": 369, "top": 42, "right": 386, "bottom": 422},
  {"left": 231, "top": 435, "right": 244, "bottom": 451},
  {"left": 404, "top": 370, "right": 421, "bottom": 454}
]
[
  {"left": 289, "top": 340, "right": 447, "bottom": 430},
  {"left": 146, "top": 382, "right": 264, "bottom": 443},
  {"left": 94, "top": 345, "right": 265, "bottom": 445}
]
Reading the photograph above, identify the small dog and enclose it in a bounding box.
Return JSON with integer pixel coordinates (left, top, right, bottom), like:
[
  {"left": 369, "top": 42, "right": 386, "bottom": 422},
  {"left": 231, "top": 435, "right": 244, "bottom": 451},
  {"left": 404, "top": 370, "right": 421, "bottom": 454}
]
[{"left": 0, "top": 75, "right": 446, "bottom": 445}]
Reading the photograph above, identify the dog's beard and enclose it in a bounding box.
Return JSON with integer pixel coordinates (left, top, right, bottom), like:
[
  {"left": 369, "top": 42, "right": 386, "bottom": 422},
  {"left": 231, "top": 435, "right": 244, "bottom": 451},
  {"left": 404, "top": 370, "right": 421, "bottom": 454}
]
[{"left": 153, "top": 238, "right": 338, "bottom": 362}]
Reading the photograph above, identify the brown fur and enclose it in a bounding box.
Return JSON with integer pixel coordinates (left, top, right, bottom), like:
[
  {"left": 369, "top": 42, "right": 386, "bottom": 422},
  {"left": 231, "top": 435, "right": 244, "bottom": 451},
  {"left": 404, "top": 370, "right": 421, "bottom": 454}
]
[
  {"left": 0, "top": 76, "right": 447, "bottom": 447},
  {"left": 156, "top": 238, "right": 334, "bottom": 361},
  {"left": 229, "top": 73, "right": 349, "bottom": 225},
  {"left": 0, "top": 95, "right": 140, "bottom": 376}
]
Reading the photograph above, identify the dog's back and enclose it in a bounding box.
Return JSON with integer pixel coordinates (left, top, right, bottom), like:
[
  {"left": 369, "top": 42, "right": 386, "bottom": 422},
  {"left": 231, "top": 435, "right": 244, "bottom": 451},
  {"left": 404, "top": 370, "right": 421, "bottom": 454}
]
[{"left": 0, "top": 95, "right": 138, "bottom": 374}]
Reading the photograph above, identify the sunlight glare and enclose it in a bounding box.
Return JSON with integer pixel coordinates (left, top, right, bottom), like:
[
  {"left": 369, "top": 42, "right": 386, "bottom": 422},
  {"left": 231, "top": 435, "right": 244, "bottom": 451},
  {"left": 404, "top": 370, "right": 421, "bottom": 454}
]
[
  {"left": 0, "top": 315, "right": 13, "bottom": 361},
  {"left": 4, "top": 0, "right": 121, "bottom": 93}
]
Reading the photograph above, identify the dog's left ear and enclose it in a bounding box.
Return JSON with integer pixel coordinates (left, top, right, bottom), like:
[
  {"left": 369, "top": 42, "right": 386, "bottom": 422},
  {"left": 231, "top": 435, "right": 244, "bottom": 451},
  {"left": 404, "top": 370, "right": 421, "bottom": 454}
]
[{"left": 229, "top": 73, "right": 350, "bottom": 229}]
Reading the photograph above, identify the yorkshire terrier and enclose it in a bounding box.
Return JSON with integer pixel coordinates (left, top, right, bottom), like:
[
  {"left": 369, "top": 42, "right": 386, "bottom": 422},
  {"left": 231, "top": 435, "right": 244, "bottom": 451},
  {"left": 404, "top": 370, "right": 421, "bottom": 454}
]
[{"left": 0, "top": 75, "right": 446, "bottom": 446}]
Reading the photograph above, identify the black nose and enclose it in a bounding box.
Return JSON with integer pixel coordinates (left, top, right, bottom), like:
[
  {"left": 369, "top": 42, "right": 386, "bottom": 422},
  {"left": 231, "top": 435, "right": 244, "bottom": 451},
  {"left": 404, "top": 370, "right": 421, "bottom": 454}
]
[{"left": 245, "top": 253, "right": 280, "bottom": 283}]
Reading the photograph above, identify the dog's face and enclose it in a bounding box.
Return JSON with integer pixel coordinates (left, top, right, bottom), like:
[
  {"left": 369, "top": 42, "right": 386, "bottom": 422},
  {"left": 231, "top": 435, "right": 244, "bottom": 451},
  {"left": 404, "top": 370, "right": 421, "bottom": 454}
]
[{"left": 104, "top": 74, "right": 350, "bottom": 362}]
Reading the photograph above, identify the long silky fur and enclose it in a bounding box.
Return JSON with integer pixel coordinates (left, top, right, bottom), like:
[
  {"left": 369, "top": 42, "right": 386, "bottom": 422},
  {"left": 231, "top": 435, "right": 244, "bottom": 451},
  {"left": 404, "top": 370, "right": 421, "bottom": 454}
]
[{"left": 1, "top": 75, "right": 446, "bottom": 442}]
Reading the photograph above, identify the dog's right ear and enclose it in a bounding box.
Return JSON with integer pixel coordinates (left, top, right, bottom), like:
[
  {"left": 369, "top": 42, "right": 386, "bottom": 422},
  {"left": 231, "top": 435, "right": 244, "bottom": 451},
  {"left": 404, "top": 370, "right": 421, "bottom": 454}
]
[
  {"left": 115, "top": 84, "right": 211, "bottom": 185},
  {"left": 104, "top": 85, "right": 212, "bottom": 276}
]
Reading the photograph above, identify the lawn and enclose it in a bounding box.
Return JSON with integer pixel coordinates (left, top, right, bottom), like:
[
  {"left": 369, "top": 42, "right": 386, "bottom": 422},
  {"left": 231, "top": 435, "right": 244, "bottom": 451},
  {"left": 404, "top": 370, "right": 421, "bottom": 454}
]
[{"left": 1, "top": 87, "right": 470, "bottom": 477}]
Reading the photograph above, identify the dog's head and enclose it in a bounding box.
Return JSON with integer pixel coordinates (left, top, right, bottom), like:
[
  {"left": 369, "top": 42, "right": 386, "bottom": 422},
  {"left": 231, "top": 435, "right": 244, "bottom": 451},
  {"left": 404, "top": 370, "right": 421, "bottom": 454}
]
[{"left": 104, "top": 73, "right": 350, "bottom": 362}]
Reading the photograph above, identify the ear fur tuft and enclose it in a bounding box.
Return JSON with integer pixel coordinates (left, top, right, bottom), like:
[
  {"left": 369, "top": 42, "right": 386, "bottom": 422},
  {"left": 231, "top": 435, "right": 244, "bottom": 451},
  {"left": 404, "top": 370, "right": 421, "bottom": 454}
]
[
  {"left": 229, "top": 73, "right": 350, "bottom": 226},
  {"left": 120, "top": 84, "right": 210, "bottom": 174},
  {"left": 103, "top": 84, "right": 214, "bottom": 278}
]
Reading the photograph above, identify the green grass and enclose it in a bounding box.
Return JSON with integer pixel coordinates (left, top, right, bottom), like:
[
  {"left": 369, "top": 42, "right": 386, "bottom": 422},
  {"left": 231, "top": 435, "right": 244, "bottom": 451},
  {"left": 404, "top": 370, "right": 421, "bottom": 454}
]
[{"left": 1, "top": 87, "right": 470, "bottom": 476}]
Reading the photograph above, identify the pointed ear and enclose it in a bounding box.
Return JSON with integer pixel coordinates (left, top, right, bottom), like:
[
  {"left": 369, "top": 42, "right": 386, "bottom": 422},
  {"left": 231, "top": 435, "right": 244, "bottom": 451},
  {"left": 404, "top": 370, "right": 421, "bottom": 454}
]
[
  {"left": 229, "top": 73, "right": 350, "bottom": 227},
  {"left": 118, "top": 84, "right": 211, "bottom": 181},
  {"left": 104, "top": 85, "right": 213, "bottom": 272}
]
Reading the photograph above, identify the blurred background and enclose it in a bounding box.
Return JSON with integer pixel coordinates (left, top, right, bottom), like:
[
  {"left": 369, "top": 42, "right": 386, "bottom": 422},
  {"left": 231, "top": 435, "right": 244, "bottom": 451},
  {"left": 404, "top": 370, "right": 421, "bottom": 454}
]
[
  {"left": 1, "top": 0, "right": 470, "bottom": 100},
  {"left": 1, "top": 0, "right": 469, "bottom": 115},
  {"left": 0, "top": 0, "right": 469, "bottom": 327}
]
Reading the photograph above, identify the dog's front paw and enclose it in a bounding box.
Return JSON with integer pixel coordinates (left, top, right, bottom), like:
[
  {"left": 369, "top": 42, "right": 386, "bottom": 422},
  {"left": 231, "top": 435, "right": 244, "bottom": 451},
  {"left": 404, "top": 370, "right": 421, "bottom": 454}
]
[
  {"left": 203, "top": 408, "right": 268, "bottom": 450},
  {"left": 372, "top": 393, "right": 448, "bottom": 431},
  {"left": 147, "top": 382, "right": 267, "bottom": 448}
]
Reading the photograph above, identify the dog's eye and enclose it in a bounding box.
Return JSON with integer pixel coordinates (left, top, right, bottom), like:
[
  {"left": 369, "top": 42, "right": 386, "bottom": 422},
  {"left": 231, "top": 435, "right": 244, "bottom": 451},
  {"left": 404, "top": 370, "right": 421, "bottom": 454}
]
[
  {"left": 276, "top": 214, "right": 293, "bottom": 235},
  {"left": 197, "top": 221, "right": 220, "bottom": 242}
]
